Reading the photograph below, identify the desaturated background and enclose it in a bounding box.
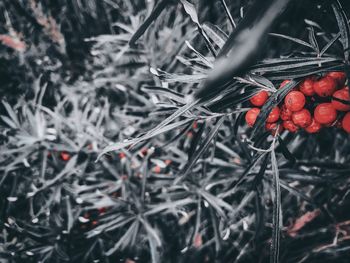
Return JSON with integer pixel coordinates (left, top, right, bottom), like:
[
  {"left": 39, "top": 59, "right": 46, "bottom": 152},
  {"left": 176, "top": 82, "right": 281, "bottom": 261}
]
[{"left": 0, "top": 1, "right": 350, "bottom": 263}]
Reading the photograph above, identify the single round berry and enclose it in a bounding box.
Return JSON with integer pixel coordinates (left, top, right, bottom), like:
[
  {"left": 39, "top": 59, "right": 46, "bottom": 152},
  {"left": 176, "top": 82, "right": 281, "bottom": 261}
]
[
  {"left": 299, "top": 77, "right": 315, "bottom": 96},
  {"left": 342, "top": 112, "right": 350, "bottom": 133},
  {"left": 267, "top": 106, "right": 280, "bottom": 123},
  {"left": 245, "top": 108, "right": 260, "bottom": 127},
  {"left": 292, "top": 109, "right": 312, "bottom": 128},
  {"left": 250, "top": 90, "right": 269, "bottom": 106},
  {"left": 280, "top": 104, "right": 292, "bottom": 121},
  {"left": 284, "top": 91, "right": 306, "bottom": 112},
  {"left": 265, "top": 122, "right": 283, "bottom": 135},
  {"left": 332, "top": 88, "right": 350, "bottom": 111},
  {"left": 305, "top": 118, "right": 322, "bottom": 133},
  {"left": 314, "top": 103, "right": 337, "bottom": 124},
  {"left": 313, "top": 76, "right": 337, "bottom": 97},
  {"left": 283, "top": 120, "right": 299, "bottom": 133},
  {"left": 60, "top": 152, "right": 71, "bottom": 161},
  {"left": 326, "top": 71, "right": 347, "bottom": 87}
]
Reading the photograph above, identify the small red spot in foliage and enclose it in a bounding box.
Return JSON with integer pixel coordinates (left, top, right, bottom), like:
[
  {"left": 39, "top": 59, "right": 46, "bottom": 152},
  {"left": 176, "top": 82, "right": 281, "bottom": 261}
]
[
  {"left": 153, "top": 166, "right": 161, "bottom": 174},
  {"left": 193, "top": 233, "right": 203, "bottom": 248},
  {"left": 187, "top": 131, "right": 193, "bottom": 138},
  {"left": 140, "top": 148, "right": 148, "bottom": 156},
  {"left": 287, "top": 209, "right": 320, "bottom": 237},
  {"left": 60, "top": 152, "right": 70, "bottom": 161},
  {"left": 121, "top": 175, "right": 128, "bottom": 181},
  {"left": 98, "top": 207, "right": 107, "bottom": 214},
  {"left": 119, "top": 152, "right": 126, "bottom": 159},
  {"left": 0, "top": 35, "right": 26, "bottom": 51}
]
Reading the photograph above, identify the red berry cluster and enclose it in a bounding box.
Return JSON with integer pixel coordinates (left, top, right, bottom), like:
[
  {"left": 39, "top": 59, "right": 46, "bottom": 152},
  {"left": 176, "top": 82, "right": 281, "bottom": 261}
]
[{"left": 245, "top": 72, "right": 350, "bottom": 134}]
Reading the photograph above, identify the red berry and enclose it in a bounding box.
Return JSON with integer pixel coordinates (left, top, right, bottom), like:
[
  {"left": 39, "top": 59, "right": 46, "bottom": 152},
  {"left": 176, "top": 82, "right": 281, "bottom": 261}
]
[
  {"left": 118, "top": 152, "right": 126, "bottom": 159},
  {"left": 60, "top": 152, "right": 70, "bottom": 161},
  {"left": 314, "top": 103, "right": 337, "bottom": 124},
  {"left": 267, "top": 106, "right": 280, "bottom": 123},
  {"left": 313, "top": 76, "right": 337, "bottom": 97},
  {"left": 284, "top": 91, "right": 306, "bottom": 112},
  {"left": 98, "top": 207, "right": 107, "bottom": 214},
  {"left": 265, "top": 122, "right": 283, "bottom": 135},
  {"left": 305, "top": 118, "right": 322, "bottom": 133},
  {"left": 192, "top": 121, "right": 198, "bottom": 129},
  {"left": 326, "top": 71, "right": 347, "bottom": 87},
  {"left": 292, "top": 109, "right": 312, "bottom": 128},
  {"left": 141, "top": 148, "right": 148, "bottom": 155},
  {"left": 342, "top": 112, "right": 350, "bottom": 133},
  {"left": 283, "top": 120, "right": 299, "bottom": 132},
  {"left": 153, "top": 165, "right": 161, "bottom": 174},
  {"left": 245, "top": 108, "right": 260, "bottom": 127},
  {"left": 280, "top": 104, "right": 292, "bottom": 121},
  {"left": 299, "top": 77, "right": 315, "bottom": 96},
  {"left": 279, "top": 80, "right": 291, "bottom": 89},
  {"left": 250, "top": 90, "right": 269, "bottom": 106},
  {"left": 332, "top": 88, "right": 350, "bottom": 111}
]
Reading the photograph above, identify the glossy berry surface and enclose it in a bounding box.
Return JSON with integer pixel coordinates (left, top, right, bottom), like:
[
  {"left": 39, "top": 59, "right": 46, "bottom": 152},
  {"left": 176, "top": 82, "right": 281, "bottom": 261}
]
[
  {"left": 267, "top": 106, "right": 280, "bottom": 123},
  {"left": 245, "top": 108, "right": 260, "bottom": 127},
  {"left": 305, "top": 118, "right": 322, "bottom": 133},
  {"left": 342, "top": 112, "right": 350, "bottom": 133},
  {"left": 283, "top": 120, "right": 299, "bottom": 132},
  {"left": 250, "top": 90, "right": 269, "bottom": 106},
  {"left": 314, "top": 103, "right": 337, "bottom": 124},
  {"left": 60, "top": 152, "right": 71, "bottom": 161},
  {"left": 284, "top": 91, "right": 305, "bottom": 112},
  {"left": 280, "top": 104, "right": 292, "bottom": 121},
  {"left": 292, "top": 109, "right": 312, "bottom": 128},
  {"left": 299, "top": 77, "right": 315, "bottom": 96},
  {"left": 327, "top": 71, "right": 347, "bottom": 87},
  {"left": 313, "top": 76, "right": 337, "bottom": 97},
  {"left": 332, "top": 88, "right": 350, "bottom": 111}
]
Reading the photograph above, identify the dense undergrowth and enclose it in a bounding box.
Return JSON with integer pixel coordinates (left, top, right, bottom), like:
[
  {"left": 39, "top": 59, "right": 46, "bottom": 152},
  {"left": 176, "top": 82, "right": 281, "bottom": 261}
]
[{"left": 1, "top": 1, "right": 350, "bottom": 262}]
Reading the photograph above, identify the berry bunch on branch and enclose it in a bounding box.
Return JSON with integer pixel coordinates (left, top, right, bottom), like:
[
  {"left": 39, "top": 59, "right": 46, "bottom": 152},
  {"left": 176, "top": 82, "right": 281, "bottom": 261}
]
[{"left": 246, "top": 71, "right": 350, "bottom": 134}]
